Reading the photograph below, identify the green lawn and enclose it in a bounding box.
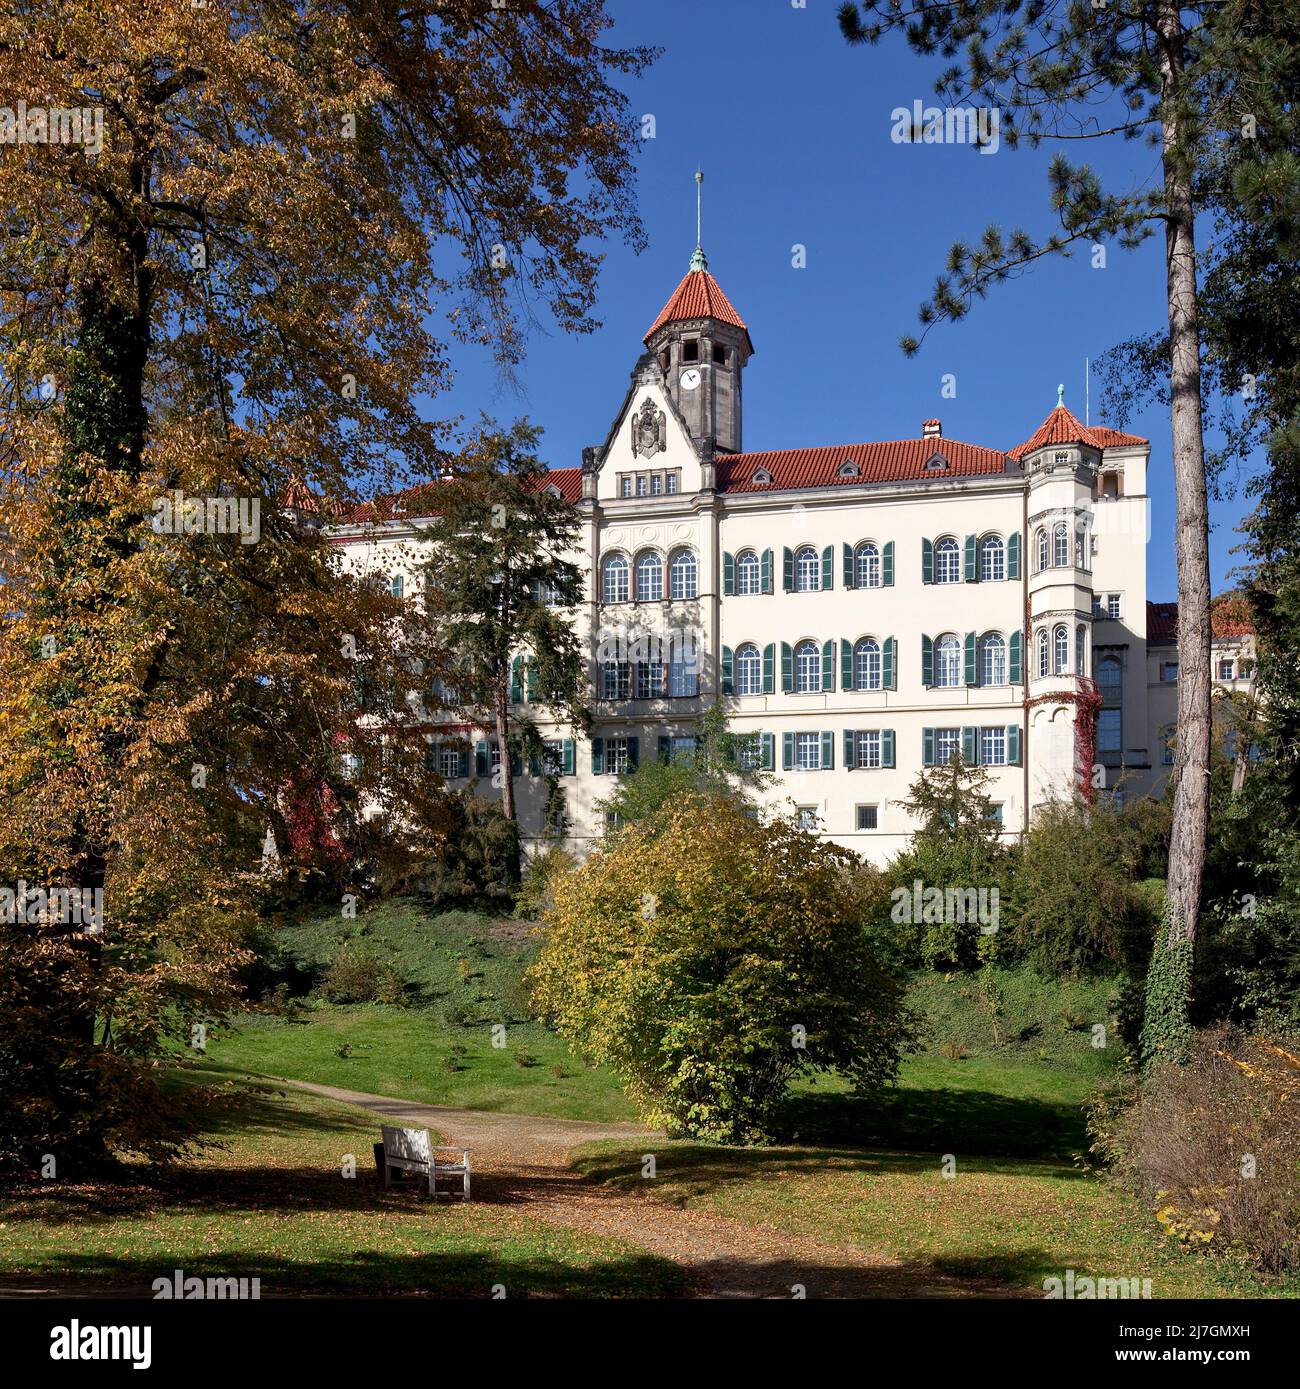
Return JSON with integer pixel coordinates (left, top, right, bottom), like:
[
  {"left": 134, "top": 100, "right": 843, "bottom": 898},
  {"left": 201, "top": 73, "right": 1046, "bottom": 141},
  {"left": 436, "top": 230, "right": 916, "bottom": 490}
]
[
  {"left": 0, "top": 1068, "right": 686, "bottom": 1298},
  {"left": 209, "top": 902, "right": 638, "bottom": 1121},
  {"left": 569, "top": 1139, "right": 1293, "bottom": 1300}
]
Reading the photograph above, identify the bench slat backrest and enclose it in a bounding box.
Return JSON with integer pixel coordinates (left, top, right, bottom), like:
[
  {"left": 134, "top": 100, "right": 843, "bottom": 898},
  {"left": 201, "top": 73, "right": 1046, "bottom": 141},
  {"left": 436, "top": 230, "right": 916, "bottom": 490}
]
[{"left": 382, "top": 1125, "right": 432, "bottom": 1164}]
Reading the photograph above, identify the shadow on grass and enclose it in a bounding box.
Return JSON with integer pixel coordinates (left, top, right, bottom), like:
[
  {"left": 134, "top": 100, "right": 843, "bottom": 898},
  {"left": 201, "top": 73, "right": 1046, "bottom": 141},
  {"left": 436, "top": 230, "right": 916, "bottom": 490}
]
[
  {"left": 571, "top": 1141, "right": 1069, "bottom": 1202},
  {"left": 779, "top": 1085, "right": 1089, "bottom": 1163},
  {"left": 4, "top": 1245, "right": 689, "bottom": 1299}
]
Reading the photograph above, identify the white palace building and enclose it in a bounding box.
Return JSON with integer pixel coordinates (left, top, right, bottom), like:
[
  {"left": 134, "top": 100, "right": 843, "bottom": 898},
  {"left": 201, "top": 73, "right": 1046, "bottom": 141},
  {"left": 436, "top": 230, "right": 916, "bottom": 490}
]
[{"left": 327, "top": 247, "right": 1254, "bottom": 864}]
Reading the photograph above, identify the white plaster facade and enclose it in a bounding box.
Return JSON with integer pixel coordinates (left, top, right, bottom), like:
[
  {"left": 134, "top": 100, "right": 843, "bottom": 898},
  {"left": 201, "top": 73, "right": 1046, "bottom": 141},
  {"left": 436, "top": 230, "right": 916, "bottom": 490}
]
[{"left": 325, "top": 255, "right": 1247, "bottom": 864}]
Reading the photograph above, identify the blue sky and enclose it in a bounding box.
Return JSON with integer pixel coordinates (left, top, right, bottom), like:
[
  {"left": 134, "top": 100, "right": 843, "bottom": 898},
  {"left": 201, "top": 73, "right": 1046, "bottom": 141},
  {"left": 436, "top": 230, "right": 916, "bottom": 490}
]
[{"left": 438, "top": 0, "right": 1260, "bottom": 603}]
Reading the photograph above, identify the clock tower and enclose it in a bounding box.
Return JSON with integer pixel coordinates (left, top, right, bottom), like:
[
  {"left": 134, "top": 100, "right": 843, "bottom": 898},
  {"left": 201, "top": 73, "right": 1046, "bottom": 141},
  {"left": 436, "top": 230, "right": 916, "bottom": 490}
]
[{"left": 643, "top": 243, "right": 753, "bottom": 455}]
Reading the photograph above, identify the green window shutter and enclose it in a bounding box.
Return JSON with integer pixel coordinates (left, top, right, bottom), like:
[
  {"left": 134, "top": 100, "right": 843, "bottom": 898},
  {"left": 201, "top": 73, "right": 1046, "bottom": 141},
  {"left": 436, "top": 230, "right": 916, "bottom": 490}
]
[
  {"left": 922, "top": 537, "right": 934, "bottom": 584},
  {"left": 923, "top": 727, "right": 935, "bottom": 766},
  {"left": 841, "top": 638, "right": 853, "bottom": 691},
  {"left": 882, "top": 540, "right": 894, "bottom": 587},
  {"left": 510, "top": 655, "right": 523, "bottom": 703},
  {"left": 964, "top": 534, "right": 978, "bottom": 582},
  {"left": 763, "top": 643, "right": 775, "bottom": 694},
  {"left": 882, "top": 729, "right": 896, "bottom": 768},
  {"left": 964, "top": 631, "right": 977, "bottom": 685},
  {"left": 475, "top": 740, "right": 489, "bottom": 776},
  {"left": 528, "top": 578, "right": 541, "bottom": 604},
  {"left": 822, "top": 545, "right": 834, "bottom": 590},
  {"left": 1009, "top": 630, "right": 1023, "bottom": 683},
  {"left": 921, "top": 634, "right": 933, "bottom": 688},
  {"left": 782, "top": 731, "right": 794, "bottom": 770},
  {"left": 782, "top": 547, "right": 794, "bottom": 592},
  {"left": 1007, "top": 531, "right": 1021, "bottom": 580},
  {"left": 843, "top": 729, "right": 857, "bottom": 769},
  {"left": 526, "top": 662, "right": 538, "bottom": 702},
  {"left": 529, "top": 752, "right": 541, "bottom": 776},
  {"left": 721, "top": 645, "right": 734, "bottom": 695},
  {"left": 962, "top": 726, "right": 978, "bottom": 765},
  {"left": 761, "top": 732, "right": 775, "bottom": 770},
  {"left": 723, "top": 552, "right": 736, "bottom": 596},
  {"left": 842, "top": 542, "right": 855, "bottom": 589},
  {"left": 1007, "top": 725, "right": 1022, "bottom": 765},
  {"left": 761, "top": 548, "right": 774, "bottom": 594},
  {"left": 657, "top": 734, "right": 670, "bottom": 764},
  {"left": 424, "top": 742, "right": 438, "bottom": 772},
  {"left": 627, "top": 736, "right": 639, "bottom": 771},
  {"left": 591, "top": 737, "right": 604, "bottom": 776},
  {"left": 562, "top": 739, "right": 575, "bottom": 776},
  {"left": 822, "top": 639, "right": 835, "bottom": 691},
  {"left": 459, "top": 747, "right": 470, "bottom": 778},
  {"left": 822, "top": 730, "right": 834, "bottom": 769},
  {"left": 883, "top": 636, "right": 896, "bottom": 690},
  {"left": 510, "top": 751, "right": 523, "bottom": 777},
  {"left": 781, "top": 641, "right": 793, "bottom": 692}
]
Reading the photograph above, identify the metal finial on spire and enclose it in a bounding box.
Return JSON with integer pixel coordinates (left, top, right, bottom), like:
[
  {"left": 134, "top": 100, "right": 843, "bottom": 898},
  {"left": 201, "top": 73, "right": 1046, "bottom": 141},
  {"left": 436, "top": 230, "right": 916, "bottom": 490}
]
[
  {"left": 689, "top": 169, "right": 707, "bottom": 271},
  {"left": 1057, "top": 382, "right": 1065, "bottom": 408}
]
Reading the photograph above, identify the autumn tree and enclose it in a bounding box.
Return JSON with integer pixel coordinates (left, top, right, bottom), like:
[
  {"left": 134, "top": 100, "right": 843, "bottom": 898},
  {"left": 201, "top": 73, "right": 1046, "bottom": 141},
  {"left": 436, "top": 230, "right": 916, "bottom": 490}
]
[
  {"left": 0, "top": 1, "right": 648, "bottom": 1174},
  {"left": 530, "top": 797, "right": 917, "bottom": 1143},
  {"left": 417, "top": 420, "right": 591, "bottom": 862},
  {"left": 839, "top": 0, "right": 1229, "bottom": 1056}
]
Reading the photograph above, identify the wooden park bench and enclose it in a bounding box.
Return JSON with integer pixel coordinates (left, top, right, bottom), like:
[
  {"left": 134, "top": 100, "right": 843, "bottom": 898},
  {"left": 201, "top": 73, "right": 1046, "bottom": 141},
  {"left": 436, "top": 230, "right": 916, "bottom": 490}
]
[{"left": 377, "top": 1125, "right": 471, "bottom": 1201}]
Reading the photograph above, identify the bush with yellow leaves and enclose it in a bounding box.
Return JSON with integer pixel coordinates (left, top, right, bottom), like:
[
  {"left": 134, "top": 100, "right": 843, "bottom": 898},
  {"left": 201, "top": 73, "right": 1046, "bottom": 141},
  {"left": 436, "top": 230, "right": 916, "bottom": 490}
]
[
  {"left": 528, "top": 795, "right": 917, "bottom": 1144},
  {"left": 1114, "top": 1026, "right": 1300, "bottom": 1273}
]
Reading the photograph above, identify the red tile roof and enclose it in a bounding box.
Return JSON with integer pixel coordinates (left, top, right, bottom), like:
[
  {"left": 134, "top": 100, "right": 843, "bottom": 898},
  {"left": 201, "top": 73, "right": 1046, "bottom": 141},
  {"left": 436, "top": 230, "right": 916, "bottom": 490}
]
[
  {"left": 716, "top": 437, "right": 1012, "bottom": 493},
  {"left": 1147, "top": 598, "right": 1255, "bottom": 644},
  {"left": 331, "top": 468, "right": 582, "bottom": 526},
  {"left": 1010, "top": 404, "right": 1146, "bottom": 460},
  {"left": 644, "top": 268, "right": 749, "bottom": 343},
  {"left": 1148, "top": 600, "right": 1179, "bottom": 644}
]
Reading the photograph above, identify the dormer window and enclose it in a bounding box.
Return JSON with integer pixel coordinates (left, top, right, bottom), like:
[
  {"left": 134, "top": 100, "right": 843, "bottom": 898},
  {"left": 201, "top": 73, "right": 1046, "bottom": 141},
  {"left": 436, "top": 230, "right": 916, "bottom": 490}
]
[
  {"left": 837, "top": 459, "right": 860, "bottom": 478},
  {"left": 682, "top": 339, "right": 699, "bottom": 363},
  {"left": 752, "top": 468, "right": 772, "bottom": 485},
  {"left": 925, "top": 452, "right": 949, "bottom": 472}
]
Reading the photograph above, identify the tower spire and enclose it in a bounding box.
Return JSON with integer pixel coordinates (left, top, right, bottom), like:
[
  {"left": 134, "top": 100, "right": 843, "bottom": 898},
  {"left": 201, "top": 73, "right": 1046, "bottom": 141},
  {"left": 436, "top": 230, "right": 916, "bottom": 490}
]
[{"left": 689, "top": 169, "right": 707, "bottom": 271}]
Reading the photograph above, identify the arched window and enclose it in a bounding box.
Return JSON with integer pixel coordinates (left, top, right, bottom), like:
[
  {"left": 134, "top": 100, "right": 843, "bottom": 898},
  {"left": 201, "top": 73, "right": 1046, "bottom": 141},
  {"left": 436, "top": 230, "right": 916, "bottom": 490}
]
[
  {"left": 935, "top": 633, "right": 962, "bottom": 687},
  {"left": 1076, "top": 624, "right": 1086, "bottom": 677},
  {"left": 795, "top": 545, "right": 821, "bottom": 592},
  {"left": 736, "top": 549, "right": 760, "bottom": 596},
  {"left": 1098, "top": 655, "right": 1122, "bottom": 693},
  {"left": 854, "top": 542, "right": 881, "bottom": 589},
  {"left": 735, "top": 642, "right": 762, "bottom": 696},
  {"left": 1053, "top": 522, "right": 1069, "bottom": 567},
  {"left": 794, "top": 639, "right": 821, "bottom": 692},
  {"left": 1053, "top": 624, "right": 1069, "bottom": 674},
  {"left": 601, "top": 553, "right": 628, "bottom": 604},
  {"left": 1036, "top": 528, "right": 1049, "bottom": 572},
  {"left": 635, "top": 550, "right": 663, "bottom": 602},
  {"left": 854, "top": 637, "right": 882, "bottom": 690},
  {"left": 1037, "top": 628, "right": 1050, "bottom": 677},
  {"left": 935, "top": 537, "right": 961, "bottom": 584},
  {"left": 979, "top": 632, "right": 1006, "bottom": 686},
  {"left": 980, "top": 535, "right": 1005, "bottom": 582},
  {"left": 669, "top": 548, "right": 697, "bottom": 600}
]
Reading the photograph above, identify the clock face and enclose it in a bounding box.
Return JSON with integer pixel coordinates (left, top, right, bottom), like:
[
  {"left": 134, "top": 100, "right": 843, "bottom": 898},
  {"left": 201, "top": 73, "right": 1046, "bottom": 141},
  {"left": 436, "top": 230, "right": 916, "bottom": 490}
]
[{"left": 679, "top": 367, "right": 702, "bottom": 391}]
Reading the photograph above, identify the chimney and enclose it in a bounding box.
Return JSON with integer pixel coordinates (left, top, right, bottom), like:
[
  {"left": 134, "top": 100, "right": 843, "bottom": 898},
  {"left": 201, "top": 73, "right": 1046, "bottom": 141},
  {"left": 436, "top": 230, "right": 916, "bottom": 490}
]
[{"left": 923, "top": 418, "right": 942, "bottom": 439}]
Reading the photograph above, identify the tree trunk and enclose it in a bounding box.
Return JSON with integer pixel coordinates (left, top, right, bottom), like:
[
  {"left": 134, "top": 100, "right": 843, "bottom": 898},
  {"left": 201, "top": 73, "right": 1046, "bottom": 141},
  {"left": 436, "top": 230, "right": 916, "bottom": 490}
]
[
  {"left": 492, "top": 671, "right": 522, "bottom": 887},
  {"left": 1155, "top": 0, "right": 1212, "bottom": 955}
]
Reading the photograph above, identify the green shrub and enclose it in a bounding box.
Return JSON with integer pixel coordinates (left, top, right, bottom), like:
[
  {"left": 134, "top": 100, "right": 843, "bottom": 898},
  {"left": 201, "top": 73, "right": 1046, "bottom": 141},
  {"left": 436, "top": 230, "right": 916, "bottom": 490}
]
[
  {"left": 319, "top": 942, "right": 405, "bottom": 1005},
  {"left": 512, "top": 844, "right": 576, "bottom": 921},
  {"left": 530, "top": 795, "right": 918, "bottom": 1144},
  {"left": 1006, "top": 798, "right": 1155, "bottom": 977}
]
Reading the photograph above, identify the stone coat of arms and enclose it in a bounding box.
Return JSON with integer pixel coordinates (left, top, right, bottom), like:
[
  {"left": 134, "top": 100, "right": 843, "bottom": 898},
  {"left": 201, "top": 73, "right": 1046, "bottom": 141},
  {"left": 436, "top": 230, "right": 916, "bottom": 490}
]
[{"left": 631, "top": 397, "right": 667, "bottom": 458}]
